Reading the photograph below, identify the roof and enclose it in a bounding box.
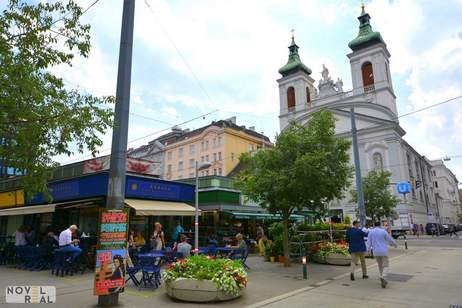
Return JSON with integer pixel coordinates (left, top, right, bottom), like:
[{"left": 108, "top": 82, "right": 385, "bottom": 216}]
[
  {"left": 348, "top": 6, "right": 385, "bottom": 51},
  {"left": 159, "top": 119, "right": 271, "bottom": 145},
  {"left": 279, "top": 36, "right": 312, "bottom": 77}
]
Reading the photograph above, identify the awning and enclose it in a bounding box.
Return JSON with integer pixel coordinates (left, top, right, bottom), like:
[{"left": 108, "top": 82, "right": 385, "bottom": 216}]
[
  {"left": 0, "top": 204, "right": 55, "bottom": 216},
  {"left": 125, "top": 199, "right": 198, "bottom": 216},
  {"left": 226, "top": 211, "right": 304, "bottom": 220}
]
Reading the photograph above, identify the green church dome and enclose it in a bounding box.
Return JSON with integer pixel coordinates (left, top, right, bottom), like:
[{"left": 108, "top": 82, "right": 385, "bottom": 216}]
[
  {"left": 348, "top": 4, "right": 385, "bottom": 51},
  {"left": 279, "top": 36, "right": 312, "bottom": 77}
]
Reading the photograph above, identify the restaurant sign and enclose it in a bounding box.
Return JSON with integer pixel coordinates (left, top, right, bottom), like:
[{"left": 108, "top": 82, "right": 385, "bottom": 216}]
[{"left": 94, "top": 209, "right": 128, "bottom": 296}]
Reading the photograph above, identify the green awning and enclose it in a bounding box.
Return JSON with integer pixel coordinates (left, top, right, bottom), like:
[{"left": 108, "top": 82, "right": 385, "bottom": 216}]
[
  {"left": 295, "top": 210, "right": 318, "bottom": 217},
  {"left": 226, "top": 212, "right": 304, "bottom": 221}
]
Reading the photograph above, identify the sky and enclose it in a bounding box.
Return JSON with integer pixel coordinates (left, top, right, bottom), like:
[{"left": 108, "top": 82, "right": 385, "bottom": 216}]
[{"left": 51, "top": 0, "right": 462, "bottom": 183}]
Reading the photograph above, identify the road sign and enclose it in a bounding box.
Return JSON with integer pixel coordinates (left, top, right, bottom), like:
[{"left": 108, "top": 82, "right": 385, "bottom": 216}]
[{"left": 396, "top": 182, "right": 411, "bottom": 195}]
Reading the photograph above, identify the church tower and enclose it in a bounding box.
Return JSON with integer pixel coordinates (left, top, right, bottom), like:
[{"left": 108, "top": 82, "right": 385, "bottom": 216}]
[
  {"left": 277, "top": 33, "right": 315, "bottom": 130},
  {"left": 348, "top": 4, "right": 397, "bottom": 115}
]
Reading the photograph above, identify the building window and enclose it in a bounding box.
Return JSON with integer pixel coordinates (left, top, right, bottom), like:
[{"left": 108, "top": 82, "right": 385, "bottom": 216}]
[
  {"left": 189, "top": 158, "right": 195, "bottom": 168},
  {"left": 372, "top": 152, "right": 383, "bottom": 170},
  {"left": 432, "top": 170, "right": 436, "bottom": 176},
  {"left": 213, "top": 138, "right": 216, "bottom": 147},
  {"left": 189, "top": 172, "right": 194, "bottom": 178},
  {"left": 218, "top": 136, "right": 222, "bottom": 146},
  {"left": 167, "top": 152, "right": 172, "bottom": 160},
  {"left": 205, "top": 140, "right": 209, "bottom": 150},
  {"left": 306, "top": 87, "right": 311, "bottom": 104},
  {"left": 218, "top": 168, "right": 222, "bottom": 175},
  {"left": 213, "top": 169, "right": 217, "bottom": 175},
  {"left": 201, "top": 156, "right": 204, "bottom": 162},
  {"left": 248, "top": 144, "right": 254, "bottom": 152},
  {"left": 205, "top": 170, "right": 209, "bottom": 176},
  {"left": 218, "top": 152, "right": 222, "bottom": 161},
  {"left": 201, "top": 141, "right": 204, "bottom": 151},
  {"left": 189, "top": 144, "right": 195, "bottom": 155},
  {"left": 231, "top": 152, "right": 235, "bottom": 161},
  {"left": 178, "top": 161, "right": 183, "bottom": 171},
  {"left": 213, "top": 153, "right": 217, "bottom": 162},
  {"left": 178, "top": 147, "right": 184, "bottom": 158},
  {"left": 361, "top": 61, "right": 374, "bottom": 89},
  {"left": 434, "top": 181, "right": 438, "bottom": 188},
  {"left": 205, "top": 155, "right": 209, "bottom": 162},
  {"left": 287, "top": 86, "right": 295, "bottom": 110},
  {"left": 167, "top": 164, "right": 172, "bottom": 173}
]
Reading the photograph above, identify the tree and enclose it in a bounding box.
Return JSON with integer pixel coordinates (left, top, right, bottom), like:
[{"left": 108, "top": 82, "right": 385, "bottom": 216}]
[
  {"left": 0, "top": 0, "right": 113, "bottom": 198},
  {"left": 236, "top": 110, "right": 353, "bottom": 266},
  {"left": 351, "top": 170, "right": 400, "bottom": 223}
]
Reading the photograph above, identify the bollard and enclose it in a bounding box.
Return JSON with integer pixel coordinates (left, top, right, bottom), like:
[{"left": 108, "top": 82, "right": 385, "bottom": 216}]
[{"left": 302, "top": 255, "right": 308, "bottom": 280}]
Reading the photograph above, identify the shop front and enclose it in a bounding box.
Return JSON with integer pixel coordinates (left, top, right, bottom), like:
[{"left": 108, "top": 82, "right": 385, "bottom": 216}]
[{"left": 0, "top": 172, "right": 195, "bottom": 245}]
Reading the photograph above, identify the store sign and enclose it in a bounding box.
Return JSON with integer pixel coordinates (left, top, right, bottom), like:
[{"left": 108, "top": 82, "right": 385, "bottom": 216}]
[
  {"left": 94, "top": 209, "right": 128, "bottom": 296},
  {"left": 84, "top": 156, "right": 161, "bottom": 176},
  {"left": 0, "top": 190, "right": 24, "bottom": 208},
  {"left": 396, "top": 182, "right": 411, "bottom": 195}
]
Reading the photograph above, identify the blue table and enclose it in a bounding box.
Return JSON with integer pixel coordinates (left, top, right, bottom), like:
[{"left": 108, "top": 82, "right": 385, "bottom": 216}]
[{"left": 137, "top": 252, "right": 165, "bottom": 258}]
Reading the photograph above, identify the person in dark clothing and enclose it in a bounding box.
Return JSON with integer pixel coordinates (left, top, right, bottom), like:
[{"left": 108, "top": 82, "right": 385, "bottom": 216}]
[
  {"left": 346, "top": 220, "right": 368, "bottom": 281},
  {"left": 42, "top": 231, "right": 58, "bottom": 252}
]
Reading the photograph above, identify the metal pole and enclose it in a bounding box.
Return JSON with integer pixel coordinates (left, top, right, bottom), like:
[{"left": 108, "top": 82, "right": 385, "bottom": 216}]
[
  {"left": 435, "top": 194, "right": 441, "bottom": 237},
  {"left": 100, "top": 0, "right": 135, "bottom": 306},
  {"left": 350, "top": 107, "right": 366, "bottom": 227},
  {"left": 195, "top": 161, "right": 199, "bottom": 254}
]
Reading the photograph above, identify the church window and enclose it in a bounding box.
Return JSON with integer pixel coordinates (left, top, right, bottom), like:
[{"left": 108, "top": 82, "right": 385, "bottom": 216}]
[
  {"left": 287, "top": 87, "right": 295, "bottom": 110},
  {"left": 372, "top": 152, "right": 383, "bottom": 170},
  {"left": 361, "top": 62, "right": 374, "bottom": 89},
  {"left": 306, "top": 87, "right": 311, "bottom": 105}
]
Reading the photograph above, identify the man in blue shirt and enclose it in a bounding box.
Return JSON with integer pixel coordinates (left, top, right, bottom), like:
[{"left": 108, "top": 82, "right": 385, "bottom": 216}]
[
  {"left": 367, "top": 221, "right": 398, "bottom": 288},
  {"left": 346, "top": 221, "right": 368, "bottom": 281},
  {"left": 172, "top": 220, "right": 184, "bottom": 243}
]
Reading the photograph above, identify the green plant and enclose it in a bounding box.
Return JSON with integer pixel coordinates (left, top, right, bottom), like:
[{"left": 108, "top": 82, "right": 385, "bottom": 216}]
[
  {"left": 162, "top": 255, "right": 248, "bottom": 296},
  {"left": 314, "top": 242, "right": 350, "bottom": 259},
  {"left": 268, "top": 222, "right": 283, "bottom": 239},
  {"left": 343, "top": 216, "right": 351, "bottom": 225}
]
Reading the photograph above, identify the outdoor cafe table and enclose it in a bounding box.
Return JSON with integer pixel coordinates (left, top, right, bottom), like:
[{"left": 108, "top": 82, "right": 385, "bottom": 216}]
[
  {"left": 216, "top": 246, "right": 236, "bottom": 258},
  {"left": 137, "top": 252, "right": 165, "bottom": 259}
]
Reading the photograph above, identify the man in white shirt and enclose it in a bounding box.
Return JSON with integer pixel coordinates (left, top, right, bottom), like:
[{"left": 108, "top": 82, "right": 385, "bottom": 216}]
[
  {"left": 58, "top": 225, "right": 81, "bottom": 262},
  {"left": 367, "top": 221, "right": 398, "bottom": 288}
]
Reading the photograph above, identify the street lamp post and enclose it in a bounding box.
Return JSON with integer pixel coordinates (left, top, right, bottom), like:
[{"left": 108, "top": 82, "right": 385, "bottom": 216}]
[{"left": 195, "top": 161, "right": 212, "bottom": 254}]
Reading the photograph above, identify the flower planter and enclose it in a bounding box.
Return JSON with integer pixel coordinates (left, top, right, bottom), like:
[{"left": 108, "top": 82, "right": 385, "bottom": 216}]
[
  {"left": 270, "top": 256, "right": 276, "bottom": 263},
  {"left": 311, "top": 254, "right": 327, "bottom": 264},
  {"left": 325, "top": 253, "right": 351, "bottom": 266},
  {"left": 166, "top": 278, "right": 242, "bottom": 302},
  {"left": 278, "top": 255, "right": 285, "bottom": 263}
]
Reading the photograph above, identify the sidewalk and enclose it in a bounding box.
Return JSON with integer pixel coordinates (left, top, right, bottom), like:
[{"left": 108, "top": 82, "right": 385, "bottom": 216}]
[{"left": 249, "top": 246, "right": 462, "bottom": 308}]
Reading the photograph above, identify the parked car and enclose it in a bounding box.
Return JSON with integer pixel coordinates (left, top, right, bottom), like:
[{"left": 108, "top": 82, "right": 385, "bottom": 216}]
[{"left": 425, "top": 223, "right": 445, "bottom": 235}]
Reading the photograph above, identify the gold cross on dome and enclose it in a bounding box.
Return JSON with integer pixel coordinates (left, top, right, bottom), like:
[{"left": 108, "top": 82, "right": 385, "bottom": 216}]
[{"left": 291, "top": 29, "right": 295, "bottom": 39}]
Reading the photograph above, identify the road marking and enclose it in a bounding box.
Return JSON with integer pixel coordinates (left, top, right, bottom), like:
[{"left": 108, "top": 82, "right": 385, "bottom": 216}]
[{"left": 246, "top": 249, "right": 420, "bottom": 308}]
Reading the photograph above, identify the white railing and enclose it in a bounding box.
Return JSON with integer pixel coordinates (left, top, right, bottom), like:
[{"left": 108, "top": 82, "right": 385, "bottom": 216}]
[{"left": 364, "top": 84, "right": 375, "bottom": 93}]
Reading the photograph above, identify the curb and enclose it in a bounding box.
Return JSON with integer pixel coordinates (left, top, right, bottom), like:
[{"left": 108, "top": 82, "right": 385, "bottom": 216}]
[{"left": 245, "top": 250, "right": 417, "bottom": 308}]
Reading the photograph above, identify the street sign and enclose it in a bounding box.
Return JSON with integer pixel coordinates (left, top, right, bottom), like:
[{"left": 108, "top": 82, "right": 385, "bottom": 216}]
[{"left": 396, "top": 182, "right": 411, "bottom": 195}]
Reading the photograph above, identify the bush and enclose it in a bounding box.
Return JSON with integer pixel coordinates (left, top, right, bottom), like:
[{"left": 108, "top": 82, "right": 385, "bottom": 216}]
[
  {"left": 162, "top": 255, "right": 248, "bottom": 296},
  {"left": 314, "top": 242, "right": 350, "bottom": 259},
  {"left": 343, "top": 216, "right": 351, "bottom": 225}
]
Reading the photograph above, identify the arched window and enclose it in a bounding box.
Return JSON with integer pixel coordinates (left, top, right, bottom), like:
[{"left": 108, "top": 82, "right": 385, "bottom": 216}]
[
  {"left": 306, "top": 87, "right": 311, "bottom": 104},
  {"left": 287, "top": 87, "right": 295, "bottom": 110},
  {"left": 361, "top": 62, "right": 374, "bottom": 88},
  {"left": 372, "top": 152, "right": 383, "bottom": 170}
]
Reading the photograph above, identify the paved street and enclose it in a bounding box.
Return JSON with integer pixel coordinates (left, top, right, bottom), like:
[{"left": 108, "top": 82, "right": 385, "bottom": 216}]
[
  {"left": 251, "top": 238, "right": 462, "bottom": 308},
  {"left": 2, "top": 238, "right": 461, "bottom": 307}
]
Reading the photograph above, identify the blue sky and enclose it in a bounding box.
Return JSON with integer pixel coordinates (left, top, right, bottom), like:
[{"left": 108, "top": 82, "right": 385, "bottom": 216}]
[{"left": 53, "top": 0, "right": 462, "bottom": 183}]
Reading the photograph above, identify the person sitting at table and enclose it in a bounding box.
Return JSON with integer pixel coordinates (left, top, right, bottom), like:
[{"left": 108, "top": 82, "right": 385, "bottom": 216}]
[
  {"left": 150, "top": 222, "right": 165, "bottom": 251},
  {"left": 42, "top": 231, "right": 58, "bottom": 252},
  {"left": 230, "top": 233, "right": 247, "bottom": 252},
  {"left": 58, "top": 225, "right": 82, "bottom": 262},
  {"left": 134, "top": 230, "right": 146, "bottom": 247},
  {"left": 175, "top": 234, "right": 192, "bottom": 258},
  {"left": 14, "top": 226, "right": 27, "bottom": 247}
]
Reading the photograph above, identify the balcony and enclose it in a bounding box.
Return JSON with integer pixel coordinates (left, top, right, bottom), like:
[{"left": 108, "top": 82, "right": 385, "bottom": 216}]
[{"left": 363, "top": 84, "right": 375, "bottom": 94}]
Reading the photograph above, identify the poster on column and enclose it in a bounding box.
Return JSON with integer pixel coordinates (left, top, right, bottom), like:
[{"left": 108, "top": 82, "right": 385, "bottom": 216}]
[{"left": 94, "top": 209, "right": 129, "bottom": 296}]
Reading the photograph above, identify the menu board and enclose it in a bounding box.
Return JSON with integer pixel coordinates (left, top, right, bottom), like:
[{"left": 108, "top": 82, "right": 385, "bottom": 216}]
[{"left": 94, "top": 209, "right": 128, "bottom": 296}]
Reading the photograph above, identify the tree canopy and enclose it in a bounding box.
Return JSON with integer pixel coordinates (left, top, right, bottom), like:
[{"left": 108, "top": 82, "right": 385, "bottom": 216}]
[
  {"left": 0, "top": 0, "right": 113, "bottom": 198},
  {"left": 236, "top": 110, "right": 353, "bottom": 265},
  {"left": 351, "top": 169, "right": 400, "bottom": 223}
]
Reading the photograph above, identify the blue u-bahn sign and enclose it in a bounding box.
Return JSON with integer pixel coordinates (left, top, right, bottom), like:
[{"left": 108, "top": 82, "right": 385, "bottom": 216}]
[{"left": 396, "top": 181, "right": 411, "bottom": 195}]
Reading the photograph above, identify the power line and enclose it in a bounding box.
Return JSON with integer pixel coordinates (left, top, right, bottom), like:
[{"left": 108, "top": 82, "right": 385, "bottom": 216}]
[
  {"left": 143, "top": 0, "right": 217, "bottom": 107},
  {"left": 60, "top": 109, "right": 219, "bottom": 164}
]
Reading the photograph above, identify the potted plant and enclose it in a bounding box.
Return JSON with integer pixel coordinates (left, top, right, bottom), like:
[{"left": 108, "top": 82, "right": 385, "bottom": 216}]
[{"left": 163, "top": 255, "right": 248, "bottom": 302}]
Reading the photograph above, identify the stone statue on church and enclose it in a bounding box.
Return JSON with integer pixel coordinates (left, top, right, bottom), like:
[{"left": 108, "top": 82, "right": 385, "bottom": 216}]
[
  {"left": 335, "top": 78, "right": 343, "bottom": 92},
  {"left": 318, "top": 64, "right": 337, "bottom": 97},
  {"left": 321, "top": 64, "right": 330, "bottom": 83}
]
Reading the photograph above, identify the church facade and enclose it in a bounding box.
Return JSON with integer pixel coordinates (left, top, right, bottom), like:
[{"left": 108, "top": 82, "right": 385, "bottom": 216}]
[{"left": 277, "top": 6, "right": 443, "bottom": 225}]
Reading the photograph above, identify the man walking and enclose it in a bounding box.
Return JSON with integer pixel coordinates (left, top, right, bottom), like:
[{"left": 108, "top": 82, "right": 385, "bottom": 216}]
[
  {"left": 367, "top": 221, "right": 398, "bottom": 288},
  {"left": 346, "top": 221, "right": 368, "bottom": 281}
]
